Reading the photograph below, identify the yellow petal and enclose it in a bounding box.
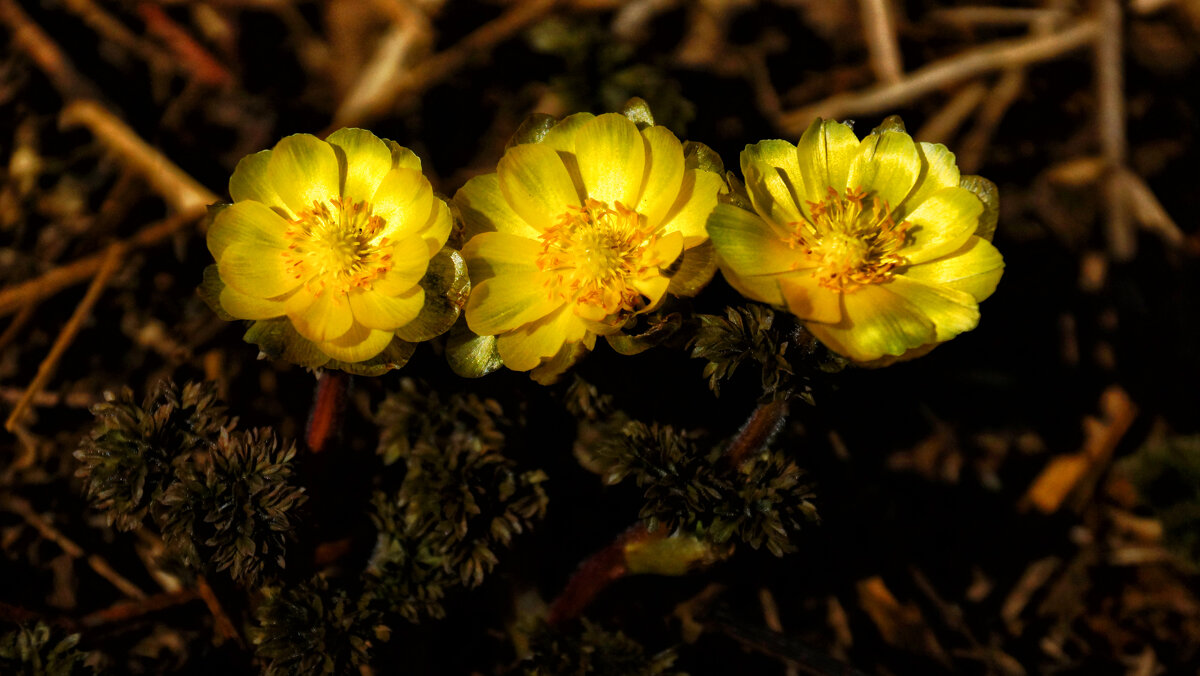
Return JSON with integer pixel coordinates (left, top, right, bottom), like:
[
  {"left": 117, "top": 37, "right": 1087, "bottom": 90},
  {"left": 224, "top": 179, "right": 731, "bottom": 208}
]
[
  {"left": 632, "top": 273, "right": 671, "bottom": 310},
  {"left": 326, "top": 128, "right": 393, "bottom": 205},
  {"left": 498, "top": 142, "right": 582, "bottom": 232},
  {"left": 902, "top": 142, "right": 961, "bottom": 217},
  {"left": 465, "top": 274, "right": 561, "bottom": 336},
  {"left": 646, "top": 229, "right": 684, "bottom": 269},
  {"left": 806, "top": 284, "right": 936, "bottom": 361},
  {"left": 291, "top": 290, "right": 354, "bottom": 343},
  {"left": 899, "top": 186, "right": 982, "bottom": 264},
  {"left": 846, "top": 130, "right": 921, "bottom": 214},
  {"left": 371, "top": 167, "right": 435, "bottom": 240},
  {"left": 796, "top": 118, "right": 860, "bottom": 198},
  {"left": 349, "top": 286, "right": 424, "bottom": 331},
  {"left": 207, "top": 200, "right": 290, "bottom": 261},
  {"left": 217, "top": 242, "right": 300, "bottom": 298},
  {"left": 219, "top": 284, "right": 286, "bottom": 320},
  {"left": 540, "top": 112, "right": 596, "bottom": 153},
  {"left": 575, "top": 113, "right": 646, "bottom": 207},
  {"left": 267, "top": 134, "right": 341, "bottom": 216},
  {"left": 417, "top": 199, "right": 453, "bottom": 257},
  {"left": 384, "top": 139, "right": 422, "bottom": 172},
  {"left": 707, "top": 203, "right": 814, "bottom": 278},
  {"left": 371, "top": 233, "right": 432, "bottom": 296},
  {"left": 229, "top": 150, "right": 288, "bottom": 213},
  {"left": 317, "top": 321, "right": 394, "bottom": 363},
  {"left": 884, "top": 275, "right": 980, "bottom": 342},
  {"left": 496, "top": 305, "right": 587, "bottom": 371},
  {"left": 658, "top": 169, "right": 722, "bottom": 240},
  {"left": 462, "top": 231, "right": 542, "bottom": 284},
  {"left": 455, "top": 173, "right": 540, "bottom": 241},
  {"left": 741, "top": 139, "right": 806, "bottom": 228},
  {"left": 636, "top": 126, "right": 686, "bottom": 228},
  {"left": 901, "top": 236, "right": 1004, "bottom": 302},
  {"left": 779, "top": 274, "right": 841, "bottom": 324}
]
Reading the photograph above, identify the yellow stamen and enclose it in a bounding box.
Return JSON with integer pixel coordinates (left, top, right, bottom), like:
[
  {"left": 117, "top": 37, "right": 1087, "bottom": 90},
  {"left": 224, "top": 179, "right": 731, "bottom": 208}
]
[
  {"left": 791, "top": 187, "right": 909, "bottom": 292},
  {"left": 280, "top": 198, "right": 394, "bottom": 297},
  {"left": 536, "top": 199, "right": 666, "bottom": 317}
]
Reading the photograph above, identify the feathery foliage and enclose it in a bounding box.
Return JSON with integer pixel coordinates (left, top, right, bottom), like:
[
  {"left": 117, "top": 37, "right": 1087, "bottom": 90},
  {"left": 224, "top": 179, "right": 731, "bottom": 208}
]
[
  {"left": 251, "top": 576, "right": 383, "bottom": 676},
  {"left": 587, "top": 420, "right": 818, "bottom": 556},
  {"left": 156, "top": 428, "right": 306, "bottom": 585},
  {"left": 1124, "top": 434, "right": 1200, "bottom": 567},
  {"left": 690, "top": 304, "right": 845, "bottom": 401},
  {"left": 74, "top": 380, "right": 227, "bottom": 530},
  {"left": 368, "top": 380, "right": 549, "bottom": 621},
  {"left": 0, "top": 623, "right": 93, "bottom": 676},
  {"left": 522, "top": 619, "right": 683, "bottom": 676}
]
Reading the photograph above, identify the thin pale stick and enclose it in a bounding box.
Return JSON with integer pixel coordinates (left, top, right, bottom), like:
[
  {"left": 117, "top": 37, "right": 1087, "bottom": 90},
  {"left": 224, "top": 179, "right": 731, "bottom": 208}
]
[
  {"left": 0, "top": 209, "right": 205, "bottom": 319},
  {"left": 6, "top": 244, "right": 125, "bottom": 432},
  {"left": 859, "top": 0, "right": 904, "bottom": 84},
  {"left": 0, "top": 494, "right": 147, "bottom": 599},
  {"left": 60, "top": 101, "right": 218, "bottom": 213},
  {"left": 1095, "top": 0, "right": 1133, "bottom": 260},
  {"left": 777, "top": 18, "right": 1099, "bottom": 134}
]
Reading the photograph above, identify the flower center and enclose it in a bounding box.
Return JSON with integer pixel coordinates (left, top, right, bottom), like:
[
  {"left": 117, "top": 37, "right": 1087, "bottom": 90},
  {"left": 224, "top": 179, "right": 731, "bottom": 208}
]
[
  {"left": 536, "top": 199, "right": 663, "bottom": 316},
  {"left": 281, "top": 198, "right": 394, "bottom": 297},
  {"left": 791, "top": 187, "right": 910, "bottom": 292}
]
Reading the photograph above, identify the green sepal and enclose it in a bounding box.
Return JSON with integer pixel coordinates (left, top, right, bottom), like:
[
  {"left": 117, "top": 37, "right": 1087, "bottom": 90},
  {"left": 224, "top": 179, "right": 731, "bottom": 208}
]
[
  {"left": 682, "top": 140, "right": 724, "bottom": 175},
  {"left": 620, "top": 97, "right": 655, "bottom": 130},
  {"left": 665, "top": 241, "right": 718, "bottom": 297},
  {"left": 394, "top": 247, "right": 471, "bottom": 343},
  {"left": 445, "top": 323, "right": 503, "bottom": 378},
  {"left": 605, "top": 313, "right": 683, "bottom": 356},
  {"left": 717, "top": 171, "right": 753, "bottom": 210},
  {"left": 327, "top": 338, "right": 417, "bottom": 376},
  {"left": 198, "top": 264, "right": 235, "bottom": 321},
  {"left": 530, "top": 339, "right": 590, "bottom": 385},
  {"left": 959, "top": 175, "right": 999, "bottom": 242},
  {"left": 383, "top": 139, "right": 421, "bottom": 171},
  {"left": 871, "top": 114, "right": 907, "bottom": 135},
  {"left": 243, "top": 319, "right": 330, "bottom": 370},
  {"left": 507, "top": 113, "right": 558, "bottom": 148}
]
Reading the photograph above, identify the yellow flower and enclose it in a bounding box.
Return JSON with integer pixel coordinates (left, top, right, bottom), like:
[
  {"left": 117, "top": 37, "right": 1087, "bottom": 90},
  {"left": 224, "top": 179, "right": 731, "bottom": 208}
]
[
  {"left": 455, "top": 112, "right": 723, "bottom": 380},
  {"left": 204, "top": 128, "right": 453, "bottom": 369},
  {"left": 709, "top": 118, "right": 1004, "bottom": 363}
]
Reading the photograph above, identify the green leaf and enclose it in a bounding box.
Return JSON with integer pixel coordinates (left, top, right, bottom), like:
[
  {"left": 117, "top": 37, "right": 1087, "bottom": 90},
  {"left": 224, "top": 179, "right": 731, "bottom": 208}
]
[
  {"left": 445, "top": 323, "right": 503, "bottom": 378},
  {"left": 198, "top": 264, "right": 235, "bottom": 321},
  {"left": 620, "top": 96, "right": 655, "bottom": 130},
  {"left": 507, "top": 113, "right": 559, "bottom": 148},
  {"left": 959, "top": 174, "right": 999, "bottom": 242},
  {"left": 395, "top": 247, "right": 471, "bottom": 343}
]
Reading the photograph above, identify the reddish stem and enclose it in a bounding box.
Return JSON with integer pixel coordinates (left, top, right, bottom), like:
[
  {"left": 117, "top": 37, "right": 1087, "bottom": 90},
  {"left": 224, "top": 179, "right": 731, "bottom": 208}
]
[
  {"left": 546, "top": 523, "right": 658, "bottom": 626},
  {"left": 725, "top": 399, "right": 790, "bottom": 467},
  {"left": 306, "top": 371, "right": 349, "bottom": 454}
]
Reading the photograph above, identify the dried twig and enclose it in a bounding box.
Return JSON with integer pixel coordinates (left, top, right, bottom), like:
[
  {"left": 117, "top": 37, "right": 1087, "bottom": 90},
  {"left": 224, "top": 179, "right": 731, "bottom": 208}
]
[
  {"left": 5, "top": 243, "right": 125, "bottom": 432},
  {"left": 913, "top": 80, "right": 988, "bottom": 144},
  {"left": 0, "top": 494, "right": 147, "bottom": 600},
  {"left": 930, "top": 6, "right": 1070, "bottom": 27},
  {"left": 777, "top": 18, "right": 1100, "bottom": 134},
  {"left": 331, "top": 0, "right": 560, "bottom": 128},
  {"left": 859, "top": 0, "right": 904, "bottom": 84},
  {"left": 0, "top": 0, "right": 100, "bottom": 99},
  {"left": 60, "top": 100, "right": 219, "bottom": 213},
  {"left": 0, "top": 208, "right": 204, "bottom": 319},
  {"left": 1095, "top": 0, "right": 1133, "bottom": 261}
]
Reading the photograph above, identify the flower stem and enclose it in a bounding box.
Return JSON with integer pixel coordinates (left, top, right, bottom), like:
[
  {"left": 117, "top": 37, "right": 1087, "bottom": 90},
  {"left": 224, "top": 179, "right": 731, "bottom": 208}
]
[
  {"left": 725, "top": 398, "right": 790, "bottom": 467},
  {"left": 306, "top": 370, "right": 349, "bottom": 454},
  {"left": 546, "top": 523, "right": 658, "bottom": 626}
]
